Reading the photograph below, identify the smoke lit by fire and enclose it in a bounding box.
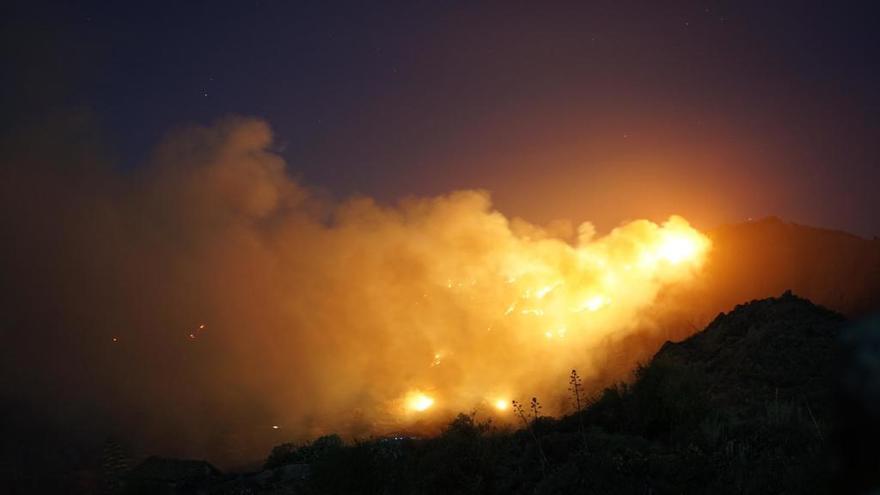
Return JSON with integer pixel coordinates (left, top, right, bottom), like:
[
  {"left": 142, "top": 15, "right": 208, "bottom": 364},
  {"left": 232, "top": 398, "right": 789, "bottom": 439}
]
[
  {"left": 385, "top": 212, "right": 709, "bottom": 421},
  {"left": 0, "top": 116, "right": 710, "bottom": 461}
]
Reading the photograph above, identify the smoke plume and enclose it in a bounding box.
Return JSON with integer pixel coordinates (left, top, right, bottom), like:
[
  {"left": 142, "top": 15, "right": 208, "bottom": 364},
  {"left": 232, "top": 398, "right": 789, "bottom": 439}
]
[{"left": 0, "top": 115, "right": 709, "bottom": 464}]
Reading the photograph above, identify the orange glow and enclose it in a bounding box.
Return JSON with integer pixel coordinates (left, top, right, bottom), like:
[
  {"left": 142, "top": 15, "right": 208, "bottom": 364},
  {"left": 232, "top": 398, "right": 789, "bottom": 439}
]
[
  {"left": 372, "top": 215, "right": 710, "bottom": 425},
  {"left": 657, "top": 232, "right": 701, "bottom": 264},
  {"left": 10, "top": 118, "right": 715, "bottom": 439},
  {"left": 405, "top": 391, "right": 435, "bottom": 412}
]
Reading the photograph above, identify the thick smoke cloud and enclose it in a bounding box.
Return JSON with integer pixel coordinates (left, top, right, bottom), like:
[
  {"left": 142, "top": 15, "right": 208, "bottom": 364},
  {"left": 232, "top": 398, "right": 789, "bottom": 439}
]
[{"left": 0, "top": 116, "right": 709, "bottom": 465}]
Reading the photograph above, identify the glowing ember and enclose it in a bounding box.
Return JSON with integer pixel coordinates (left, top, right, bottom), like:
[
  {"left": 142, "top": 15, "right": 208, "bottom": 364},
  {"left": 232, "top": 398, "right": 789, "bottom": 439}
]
[
  {"left": 406, "top": 392, "right": 435, "bottom": 412},
  {"left": 534, "top": 283, "right": 559, "bottom": 299},
  {"left": 575, "top": 295, "right": 609, "bottom": 313},
  {"left": 657, "top": 232, "right": 701, "bottom": 264},
  {"left": 188, "top": 322, "right": 207, "bottom": 341}
]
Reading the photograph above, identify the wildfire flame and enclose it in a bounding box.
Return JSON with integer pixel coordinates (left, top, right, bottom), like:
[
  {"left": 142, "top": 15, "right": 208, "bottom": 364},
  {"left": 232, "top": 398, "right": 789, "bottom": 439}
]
[
  {"left": 395, "top": 215, "right": 710, "bottom": 423},
  {"left": 406, "top": 392, "right": 435, "bottom": 412}
]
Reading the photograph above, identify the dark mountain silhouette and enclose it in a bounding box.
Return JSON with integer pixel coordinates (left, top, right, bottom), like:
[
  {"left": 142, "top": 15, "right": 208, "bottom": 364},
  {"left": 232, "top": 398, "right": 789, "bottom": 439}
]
[{"left": 652, "top": 290, "right": 841, "bottom": 417}]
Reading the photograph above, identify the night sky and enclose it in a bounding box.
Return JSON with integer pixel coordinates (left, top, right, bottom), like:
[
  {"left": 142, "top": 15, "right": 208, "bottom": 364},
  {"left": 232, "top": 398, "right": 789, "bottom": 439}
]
[
  {"left": 5, "top": 1, "right": 880, "bottom": 472},
  {"left": 5, "top": 1, "right": 879, "bottom": 236}
]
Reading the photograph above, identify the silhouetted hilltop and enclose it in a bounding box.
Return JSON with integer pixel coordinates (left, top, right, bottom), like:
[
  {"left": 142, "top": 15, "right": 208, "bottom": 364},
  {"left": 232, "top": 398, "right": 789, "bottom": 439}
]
[{"left": 654, "top": 290, "right": 843, "bottom": 416}]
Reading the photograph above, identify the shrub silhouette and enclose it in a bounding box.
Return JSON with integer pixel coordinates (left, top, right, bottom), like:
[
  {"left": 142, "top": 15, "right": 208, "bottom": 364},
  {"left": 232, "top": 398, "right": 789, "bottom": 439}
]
[{"left": 264, "top": 433, "right": 343, "bottom": 469}]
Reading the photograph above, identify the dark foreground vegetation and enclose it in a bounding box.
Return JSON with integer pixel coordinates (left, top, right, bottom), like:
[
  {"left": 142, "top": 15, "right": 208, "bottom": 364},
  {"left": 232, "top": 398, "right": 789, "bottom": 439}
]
[{"left": 105, "top": 291, "right": 878, "bottom": 494}]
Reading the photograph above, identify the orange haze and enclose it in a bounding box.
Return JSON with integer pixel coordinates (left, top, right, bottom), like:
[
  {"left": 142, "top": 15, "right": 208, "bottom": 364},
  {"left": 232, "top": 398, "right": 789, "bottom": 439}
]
[{"left": 0, "top": 116, "right": 712, "bottom": 464}]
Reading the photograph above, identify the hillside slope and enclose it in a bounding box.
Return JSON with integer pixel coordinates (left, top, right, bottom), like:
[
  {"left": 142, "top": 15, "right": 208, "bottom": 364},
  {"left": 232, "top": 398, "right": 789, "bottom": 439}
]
[
  {"left": 221, "top": 292, "right": 855, "bottom": 495},
  {"left": 654, "top": 290, "right": 841, "bottom": 417}
]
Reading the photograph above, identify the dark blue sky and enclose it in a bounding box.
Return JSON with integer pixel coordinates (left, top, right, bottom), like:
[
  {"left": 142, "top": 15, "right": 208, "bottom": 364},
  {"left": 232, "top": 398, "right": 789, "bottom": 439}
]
[{"left": 5, "top": 1, "right": 880, "bottom": 235}]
